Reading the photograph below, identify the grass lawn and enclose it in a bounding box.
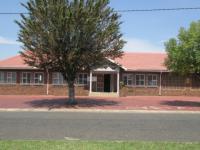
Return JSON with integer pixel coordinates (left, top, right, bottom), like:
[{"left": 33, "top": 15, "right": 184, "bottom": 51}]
[{"left": 0, "top": 141, "right": 200, "bottom": 150}]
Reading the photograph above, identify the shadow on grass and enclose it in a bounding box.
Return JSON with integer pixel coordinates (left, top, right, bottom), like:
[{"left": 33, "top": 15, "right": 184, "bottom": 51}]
[
  {"left": 161, "top": 100, "right": 200, "bottom": 107},
  {"left": 25, "top": 98, "right": 119, "bottom": 109}
]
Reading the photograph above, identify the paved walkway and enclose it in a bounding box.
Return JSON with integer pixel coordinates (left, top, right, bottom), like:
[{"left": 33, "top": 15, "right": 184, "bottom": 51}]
[{"left": 0, "top": 95, "right": 200, "bottom": 111}]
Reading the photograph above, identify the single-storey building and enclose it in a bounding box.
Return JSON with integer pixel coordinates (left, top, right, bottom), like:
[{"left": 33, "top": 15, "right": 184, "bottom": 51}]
[{"left": 0, "top": 52, "right": 200, "bottom": 97}]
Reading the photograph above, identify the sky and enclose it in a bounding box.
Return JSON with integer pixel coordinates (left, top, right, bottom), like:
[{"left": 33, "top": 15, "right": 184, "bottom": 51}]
[{"left": 1, "top": 0, "right": 200, "bottom": 60}]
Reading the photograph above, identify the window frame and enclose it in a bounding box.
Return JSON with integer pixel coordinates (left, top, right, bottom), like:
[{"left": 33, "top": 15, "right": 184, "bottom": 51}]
[
  {"left": 147, "top": 74, "right": 158, "bottom": 87},
  {"left": 21, "top": 72, "right": 32, "bottom": 85},
  {"left": 6, "top": 72, "right": 17, "bottom": 84},
  {"left": 52, "top": 72, "right": 64, "bottom": 85},
  {"left": 135, "top": 74, "right": 145, "bottom": 87},
  {"left": 0, "top": 71, "right": 5, "bottom": 84},
  {"left": 123, "top": 73, "right": 133, "bottom": 86},
  {"left": 77, "top": 73, "right": 88, "bottom": 85},
  {"left": 34, "top": 72, "right": 44, "bottom": 85}
]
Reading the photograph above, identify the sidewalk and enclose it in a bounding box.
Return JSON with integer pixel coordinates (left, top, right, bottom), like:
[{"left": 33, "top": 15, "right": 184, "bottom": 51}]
[{"left": 0, "top": 95, "right": 200, "bottom": 112}]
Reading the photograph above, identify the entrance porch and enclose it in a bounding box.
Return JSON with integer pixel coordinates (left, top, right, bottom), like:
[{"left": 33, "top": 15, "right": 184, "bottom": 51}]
[{"left": 89, "top": 67, "right": 120, "bottom": 97}]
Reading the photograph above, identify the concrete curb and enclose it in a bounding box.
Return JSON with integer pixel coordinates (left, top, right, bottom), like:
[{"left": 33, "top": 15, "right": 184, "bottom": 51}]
[{"left": 0, "top": 108, "right": 200, "bottom": 114}]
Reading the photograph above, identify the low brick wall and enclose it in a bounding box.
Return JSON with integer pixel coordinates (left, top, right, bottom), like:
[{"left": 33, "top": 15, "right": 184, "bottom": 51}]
[
  {"left": 49, "top": 85, "right": 67, "bottom": 96},
  {"left": 49, "top": 85, "right": 89, "bottom": 96},
  {"left": 120, "top": 86, "right": 200, "bottom": 97},
  {"left": 120, "top": 86, "right": 159, "bottom": 96},
  {"left": 0, "top": 84, "right": 89, "bottom": 96},
  {"left": 0, "top": 84, "right": 46, "bottom": 95},
  {"left": 1, "top": 84, "right": 200, "bottom": 97}
]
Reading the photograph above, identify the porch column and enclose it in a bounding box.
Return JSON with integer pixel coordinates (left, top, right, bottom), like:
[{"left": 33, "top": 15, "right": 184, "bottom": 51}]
[
  {"left": 89, "top": 71, "right": 92, "bottom": 94},
  {"left": 117, "top": 70, "right": 120, "bottom": 96}
]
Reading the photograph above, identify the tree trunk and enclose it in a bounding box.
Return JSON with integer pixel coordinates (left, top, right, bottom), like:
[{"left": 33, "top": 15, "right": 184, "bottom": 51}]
[{"left": 67, "top": 82, "right": 77, "bottom": 105}]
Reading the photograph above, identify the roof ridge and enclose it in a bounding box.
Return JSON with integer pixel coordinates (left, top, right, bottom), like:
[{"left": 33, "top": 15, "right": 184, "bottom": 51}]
[{"left": 0, "top": 52, "right": 167, "bottom": 61}]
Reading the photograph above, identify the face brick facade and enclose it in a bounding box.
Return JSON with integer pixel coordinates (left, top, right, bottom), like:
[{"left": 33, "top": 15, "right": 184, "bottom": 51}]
[{"left": 0, "top": 53, "right": 200, "bottom": 97}]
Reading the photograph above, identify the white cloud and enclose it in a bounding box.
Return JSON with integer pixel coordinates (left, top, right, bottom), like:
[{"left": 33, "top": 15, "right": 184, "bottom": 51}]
[
  {"left": 123, "top": 38, "right": 165, "bottom": 53},
  {"left": 0, "top": 36, "right": 21, "bottom": 45}
]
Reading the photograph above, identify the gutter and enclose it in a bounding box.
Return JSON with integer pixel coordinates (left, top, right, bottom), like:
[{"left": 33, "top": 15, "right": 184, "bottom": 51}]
[{"left": 106, "top": 58, "right": 127, "bottom": 70}]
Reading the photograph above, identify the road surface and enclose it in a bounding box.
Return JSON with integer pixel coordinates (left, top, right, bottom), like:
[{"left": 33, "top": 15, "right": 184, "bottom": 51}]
[{"left": 0, "top": 111, "right": 199, "bottom": 141}]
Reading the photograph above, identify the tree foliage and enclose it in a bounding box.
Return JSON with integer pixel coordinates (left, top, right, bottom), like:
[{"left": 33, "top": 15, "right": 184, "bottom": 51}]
[
  {"left": 165, "top": 20, "right": 200, "bottom": 75},
  {"left": 16, "top": 0, "right": 125, "bottom": 104}
]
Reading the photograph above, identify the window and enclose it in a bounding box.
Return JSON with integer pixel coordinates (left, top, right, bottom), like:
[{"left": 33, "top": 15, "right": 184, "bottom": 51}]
[
  {"left": 0, "top": 72, "right": 16, "bottom": 84},
  {"left": 123, "top": 74, "right": 133, "bottom": 86},
  {"left": 52, "top": 72, "right": 64, "bottom": 85},
  {"left": 147, "top": 74, "right": 158, "bottom": 87},
  {"left": 21, "top": 72, "right": 32, "bottom": 84},
  {"left": 34, "top": 72, "right": 44, "bottom": 84},
  {"left": 77, "top": 73, "right": 88, "bottom": 85},
  {"left": 136, "top": 74, "right": 145, "bottom": 86},
  {"left": 7, "top": 72, "right": 16, "bottom": 84},
  {"left": 0, "top": 72, "right": 4, "bottom": 83}
]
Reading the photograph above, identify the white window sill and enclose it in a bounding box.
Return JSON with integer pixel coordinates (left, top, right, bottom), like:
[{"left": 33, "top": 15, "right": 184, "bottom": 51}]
[
  {"left": 52, "top": 84, "right": 66, "bottom": 86},
  {"left": 75, "top": 84, "right": 87, "bottom": 87},
  {"left": 0, "top": 83, "right": 17, "bottom": 85},
  {"left": 20, "top": 83, "right": 44, "bottom": 86},
  {"left": 135, "top": 85, "right": 146, "bottom": 87},
  {"left": 146, "top": 85, "right": 158, "bottom": 88},
  {"left": 124, "top": 85, "right": 133, "bottom": 87}
]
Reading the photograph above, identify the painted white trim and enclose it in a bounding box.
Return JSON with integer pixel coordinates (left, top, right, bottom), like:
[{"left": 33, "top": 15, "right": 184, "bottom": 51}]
[
  {"left": 77, "top": 73, "right": 88, "bottom": 86},
  {"left": 106, "top": 58, "right": 127, "bottom": 70},
  {"left": 159, "top": 72, "right": 162, "bottom": 95},
  {"left": 122, "top": 73, "right": 133, "bottom": 86},
  {"left": 117, "top": 70, "right": 120, "bottom": 96},
  {"left": 20, "top": 72, "right": 32, "bottom": 85},
  {"left": 33, "top": 72, "right": 44, "bottom": 85},
  {"left": 20, "top": 72, "right": 45, "bottom": 85},
  {"left": 146, "top": 74, "right": 158, "bottom": 87},
  {"left": 52, "top": 72, "right": 64, "bottom": 85},
  {"left": 89, "top": 71, "right": 92, "bottom": 94},
  {"left": 135, "top": 74, "right": 145, "bottom": 87},
  {"left": 46, "top": 70, "right": 49, "bottom": 95}
]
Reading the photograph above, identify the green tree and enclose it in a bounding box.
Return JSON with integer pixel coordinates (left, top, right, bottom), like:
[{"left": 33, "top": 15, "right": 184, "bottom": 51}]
[
  {"left": 165, "top": 20, "right": 200, "bottom": 76},
  {"left": 16, "top": 0, "right": 125, "bottom": 104}
]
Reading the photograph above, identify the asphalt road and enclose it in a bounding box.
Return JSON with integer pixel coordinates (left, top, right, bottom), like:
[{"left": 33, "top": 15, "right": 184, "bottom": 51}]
[{"left": 0, "top": 111, "right": 200, "bottom": 142}]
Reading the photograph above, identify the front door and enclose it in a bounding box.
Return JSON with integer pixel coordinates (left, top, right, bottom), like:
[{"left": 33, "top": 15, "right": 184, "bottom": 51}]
[{"left": 104, "top": 74, "right": 111, "bottom": 92}]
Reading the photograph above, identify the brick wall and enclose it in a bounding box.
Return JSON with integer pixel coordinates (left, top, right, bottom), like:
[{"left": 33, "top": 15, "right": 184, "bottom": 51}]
[
  {"left": 119, "top": 72, "right": 160, "bottom": 96},
  {"left": 0, "top": 69, "right": 89, "bottom": 96},
  {"left": 0, "top": 84, "right": 89, "bottom": 96},
  {"left": 120, "top": 87, "right": 159, "bottom": 96},
  {"left": 0, "top": 84, "right": 46, "bottom": 95},
  {"left": 120, "top": 72, "right": 200, "bottom": 97},
  {"left": 1, "top": 69, "right": 200, "bottom": 96}
]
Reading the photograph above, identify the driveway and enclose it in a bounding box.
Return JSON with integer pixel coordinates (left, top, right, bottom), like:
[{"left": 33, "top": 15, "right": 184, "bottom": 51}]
[{"left": 0, "top": 95, "right": 200, "bottom": 111}]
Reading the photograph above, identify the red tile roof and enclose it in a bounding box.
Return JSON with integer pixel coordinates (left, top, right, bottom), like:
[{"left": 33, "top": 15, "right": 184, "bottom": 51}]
[
  {"left": 114, "top": 52, "right": 167, "bottom": 71},
  {"left": 0, "top": 55, "right": 34, "bottom": 69},
  {"left": 0, "top": 52, "right": 168, "bottom": 71}
]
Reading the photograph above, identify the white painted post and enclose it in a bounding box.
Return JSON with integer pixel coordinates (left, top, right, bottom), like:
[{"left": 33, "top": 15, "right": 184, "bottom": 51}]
[
  {"left": 159, "top": 72, "right": 162, "bottom": 96},
  {"left": 117, "top": 70, "right": 120, "bottom": 96},
  {"left": 89, "top": 71, "right": 92, "bottom": 94},
  {"left": 46, "top": 69, "right": 49, "bottom": 95}
]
